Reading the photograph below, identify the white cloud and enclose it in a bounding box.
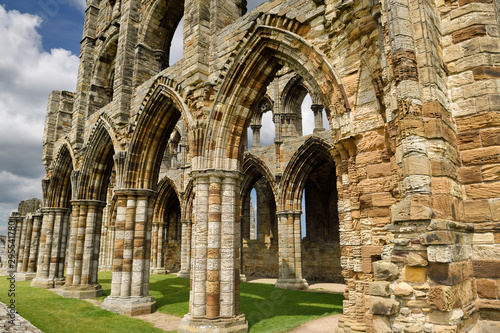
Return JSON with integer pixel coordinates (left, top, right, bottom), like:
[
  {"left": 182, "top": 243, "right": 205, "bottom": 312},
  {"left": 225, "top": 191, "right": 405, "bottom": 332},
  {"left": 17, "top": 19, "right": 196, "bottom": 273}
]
[
  {"left": 0, "top": 5, "right": 79, "bottom": 231},
  {"left": 67, "top": 0, "right": 87, "bottom": 12},
  {"left": 261, "top": 111, "right": 275, "bottom": 147}
]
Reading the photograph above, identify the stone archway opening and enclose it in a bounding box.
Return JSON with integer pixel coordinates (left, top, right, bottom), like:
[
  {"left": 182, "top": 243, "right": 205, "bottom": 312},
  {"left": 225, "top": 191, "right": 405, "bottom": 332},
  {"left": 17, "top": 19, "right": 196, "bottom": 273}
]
[
  {"left": 151, "top": 178, "right": 183, "bottom": 275},
  {"left": 241, "top": 178, "right": 279, "bottom": 280},
  {"left": 58, "top": 124, "right": 116, "bottom": 299},
  {"left": 300, "top": 157, "right": 343, "bottom": 284},
  {"left": 30, "top": 144, "right": 74, "bottom": 288}
]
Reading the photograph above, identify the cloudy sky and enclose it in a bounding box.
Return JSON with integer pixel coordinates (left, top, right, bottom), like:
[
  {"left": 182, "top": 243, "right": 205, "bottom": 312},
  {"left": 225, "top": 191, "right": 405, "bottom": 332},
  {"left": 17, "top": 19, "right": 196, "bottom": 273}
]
[
  {"left": 0, "top": 0, "right": 327, "bottom": 235},
  {"left": 0, "top": 0, "right": 85, "bottom": 234}
]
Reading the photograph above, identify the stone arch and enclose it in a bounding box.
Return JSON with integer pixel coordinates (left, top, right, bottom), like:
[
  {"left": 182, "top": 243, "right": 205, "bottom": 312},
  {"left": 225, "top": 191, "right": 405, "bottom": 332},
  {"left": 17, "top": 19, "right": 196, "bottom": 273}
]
[
  {"left": 279, "top": 73, "right": 310, "bottom": 138},
  {"left": 181, "top": 178, "right": 195, "bottom": 221},
  {"left": 281, "top": 74, "right": 309, "bottom": 112},
  {"left": 46, "top": 143, "right": 75, "bottom": 209},
  {"left": 241, "top": 153, "right": 276, "bottom": 203},
  {"left": 240, "top": 153, "right": 279, "bottom": 278},
  {"left": 124, "top": 78, "right": 190, "bottom": 190},
  {"left": 206, "top": 25, "right": 348, "bottom": 169},
  {"left": 137, "top": 0, "right": 184, "bottom": 72},
  {"left": 77, "top": 119, "right": 118, "bottom": 201},
  {"left": 151, "top": 176, "right": 182, "bottom": 273},
  {"left": 279, "top": 136, "right": 335, "bottom": 211},
  {"left": 153, "top": 177, "right": 181, "bottom": 222},
  {"left": 279, "top": 136, "right": 343, "bottom": 283},
  {"left": 89, "top": 32, "right": 119, "bottom": 115}
]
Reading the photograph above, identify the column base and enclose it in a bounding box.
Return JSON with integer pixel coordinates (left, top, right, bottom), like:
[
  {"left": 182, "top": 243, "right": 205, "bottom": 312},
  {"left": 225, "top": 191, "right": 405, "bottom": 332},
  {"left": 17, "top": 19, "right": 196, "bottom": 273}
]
[
  {"left": 101, "top": 295, "right": 156, "bottom": 316},
  {"left": 31, "top": 277, "right": 56, "bottom": 289},
  {"left": 177, "top": 270, "right": 190, "bottom": 278},
  {"left": 16, "top": 272, "right": 36, "bottom": 281},
  {"left": 54, "top": 277, "right": 65, "bottom": 287},
  {"left": 275, "top": 278, "right": 308, "bottom": 290},
  {"left": 54, "top": 284, "right": 103, "bottom": 299},
  {"left": 178, "top": 313, "right": 248, "bottom": 333},
  {"left": 240, "top": 274, "right": 247, "bottom": 283},
  {"left": 0, "top": 268, "right": 15, "bottom": 276},
  {"left": 99, "top": 266, "right": 113, "bottom": 272},
  {"left": 150, "top": 268, "right": 168, "bottom": 274}
]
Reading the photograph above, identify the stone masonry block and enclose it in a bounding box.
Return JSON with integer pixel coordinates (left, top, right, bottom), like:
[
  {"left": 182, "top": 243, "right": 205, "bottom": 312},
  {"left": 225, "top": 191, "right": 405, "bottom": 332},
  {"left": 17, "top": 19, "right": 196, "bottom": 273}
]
[
  {"left": 373, "top": 260, "right": 400, "bottom": 281},
  {"left": 370, "top": 296, "right": 400, "bottom": 315},
  {"left": 476, "top": 278, "right": 497, "bottom": 299},
  {"left": 369, "top": 281, "right": 391, "bottom": 297}
]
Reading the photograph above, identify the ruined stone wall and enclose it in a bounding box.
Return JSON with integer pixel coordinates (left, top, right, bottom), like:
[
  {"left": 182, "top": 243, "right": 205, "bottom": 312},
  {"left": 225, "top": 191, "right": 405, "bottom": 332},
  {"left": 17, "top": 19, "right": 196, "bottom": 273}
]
[
  {"left": 17, "top": 199, "right": 42, "bottom": 216},
  {"left": 242, "top": 240, "right": 279, "bottom": 278},
  {"left": 33, "top": 0, "right": 500, "bottom": 330}
]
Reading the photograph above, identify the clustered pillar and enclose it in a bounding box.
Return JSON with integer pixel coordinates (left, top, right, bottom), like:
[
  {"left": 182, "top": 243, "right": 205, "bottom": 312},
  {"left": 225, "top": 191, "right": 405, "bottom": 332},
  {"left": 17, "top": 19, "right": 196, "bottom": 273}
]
[
  {"left": 31, "top": 208, "right": 70, "bottom": 288},
  {"left": 150, "top": 221, "right": 167, "bottom": 274},
  {"left": 179, "top": 170, "right": 247, "bottom": 333},
  {"left": 101, "top": 189, "right": 157, "bottom": 316},
  {"left": 57, "top": 200, "right": 106, "bottom": 299},
  {"left": 17, "top": 213, "right": 42, "bottom": 281},
  {"left": 275, "top": 210, "right": 308, "bottom": 290}
]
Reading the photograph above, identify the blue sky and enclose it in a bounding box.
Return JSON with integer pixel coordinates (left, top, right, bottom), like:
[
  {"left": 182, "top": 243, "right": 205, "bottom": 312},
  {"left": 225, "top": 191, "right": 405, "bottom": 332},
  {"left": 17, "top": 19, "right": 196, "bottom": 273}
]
[{"left": 1, "top": 0, "right": 85, "bottom": 54}]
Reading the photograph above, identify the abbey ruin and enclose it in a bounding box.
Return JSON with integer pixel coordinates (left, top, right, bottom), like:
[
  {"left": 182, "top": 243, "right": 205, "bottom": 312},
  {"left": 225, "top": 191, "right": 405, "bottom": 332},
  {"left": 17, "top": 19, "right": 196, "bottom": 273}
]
[{"left": 2, "top": 0, "right": 500, "bottom": 331}]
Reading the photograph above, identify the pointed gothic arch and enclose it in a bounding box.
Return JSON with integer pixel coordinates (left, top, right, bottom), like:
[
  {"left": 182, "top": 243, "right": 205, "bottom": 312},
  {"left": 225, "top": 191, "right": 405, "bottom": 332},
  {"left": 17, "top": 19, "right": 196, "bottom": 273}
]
[
  {"left": 136, "top": 0, "right": 185, "bottom": 74},
  {"left": 124, "top": 78, "right": 190, "bottom": 190},
  {"left": 279, "top": 136, "right": 334, "bottom": 211},
  {"left": 77, "top": 119, "right": 118, "bottom": 201},
  {"left": 205, "top": 25, "right": 348, "bottom": 169},
  {"left": 46, "top": 143, "right": 75, "bottom": 208}
]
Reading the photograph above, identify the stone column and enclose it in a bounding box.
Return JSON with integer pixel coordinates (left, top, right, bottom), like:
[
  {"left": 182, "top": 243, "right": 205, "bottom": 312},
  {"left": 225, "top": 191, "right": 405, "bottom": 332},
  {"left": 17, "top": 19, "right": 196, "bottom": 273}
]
[
  {"left": 16, "top": 215, "right": 34, "bottom": 281},
  {"left": 16, "top": 216, "right": 29, "bottom": 273},
  {"left": 14, "top": 216, "right": 24, "bottom": 268},
  {"left": 311, "top": 104, "right": 324, "bottom": 133},
  {"left": 250, "top": 124, "right": 261, "bottom": 149},
  {"left": 0, "top": 214, "right": 19, "bottom": 275},
  {"left": 106, "top": 226, "right": 115, "bottom": 270},
  {"left": 179, "top": 170, "right": 247, "bottom": 333},
  {"left": 239, "top": 216, "right": 247, "bottom": 283},
  {"left": 57, "top": 200, "right": 106, "bottom": 299},
  {"left": 101, "top": 189, "right": 157, "bottom": 316},
  {"left": 150, "top": 221, "right": 167, "bottom": 274},
  {"left": 25, "top": 213, "right": 42, "bottom": 279},
  {"left": 31, "top": 208, "right": 71, "bottom": 288},
  {"left": 275, "top": 210, "right": 308, "bottom": 290},
  {"left": 177, "top": 219, "right": 192, "bottom": 278}
]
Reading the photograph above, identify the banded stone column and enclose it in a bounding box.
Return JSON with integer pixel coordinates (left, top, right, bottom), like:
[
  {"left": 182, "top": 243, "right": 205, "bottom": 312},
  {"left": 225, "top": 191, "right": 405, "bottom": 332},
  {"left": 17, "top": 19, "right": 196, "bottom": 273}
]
[
  {"left": 150, "top": 221, "right": 167, "bottom": 274},
  {"left": 14, "top": 215, "right": 24, "bottom": 268},
  {"left": 16, "top": 214, "right": 35, "bottom": 281},
  {"left": 16, "top": 215, "right": 30, "bottom": 273},
  {"left": 31, "top": 208, "right": 71, "bottom": 288},
  {"left": 177, "top": 219, "right": 192, "bottom": 278},
  {"left": 101, "top": 189, "right": 156, "bottom": 316},
  {"left": 25, "top": 213, "right": 42, "bottom": 279},
  {"left": 99, "top": 204, "right": 115, "bottom": 271},
  {"left": 57, "top": 200, "right": 106, "bottom": 299},
  {"left": 275, "top": 210, "right": 308, "bottom": 290},
  {"left": 179, "top": 170, "right": 247, "bottom": 333},
  {"left": 0, "top": 214, "right": 19, "bottom": 274}
]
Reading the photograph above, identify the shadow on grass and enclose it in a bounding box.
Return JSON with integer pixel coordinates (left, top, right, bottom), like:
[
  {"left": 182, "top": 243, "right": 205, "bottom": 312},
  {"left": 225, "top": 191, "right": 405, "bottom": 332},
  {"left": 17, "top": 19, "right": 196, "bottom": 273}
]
[
  {"left": 97, "top": 272, "right": 343, "bottom": 332},
  {"left": 240, "top": 282, "right": 343, "bottom": 331}
]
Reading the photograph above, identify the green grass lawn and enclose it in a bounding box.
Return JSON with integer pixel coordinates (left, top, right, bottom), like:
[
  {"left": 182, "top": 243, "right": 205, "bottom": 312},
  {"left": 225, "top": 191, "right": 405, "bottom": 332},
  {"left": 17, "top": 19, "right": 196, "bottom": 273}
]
[{"left": 1, "top": 272, "right": 343, "bottom": 333}]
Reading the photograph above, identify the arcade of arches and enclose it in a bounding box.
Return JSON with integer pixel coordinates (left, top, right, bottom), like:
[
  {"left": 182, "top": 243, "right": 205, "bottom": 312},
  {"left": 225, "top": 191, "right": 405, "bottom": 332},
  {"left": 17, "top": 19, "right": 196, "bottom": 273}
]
[{"left": 2, "top": 0, "right": 500, "bottom": 331}]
